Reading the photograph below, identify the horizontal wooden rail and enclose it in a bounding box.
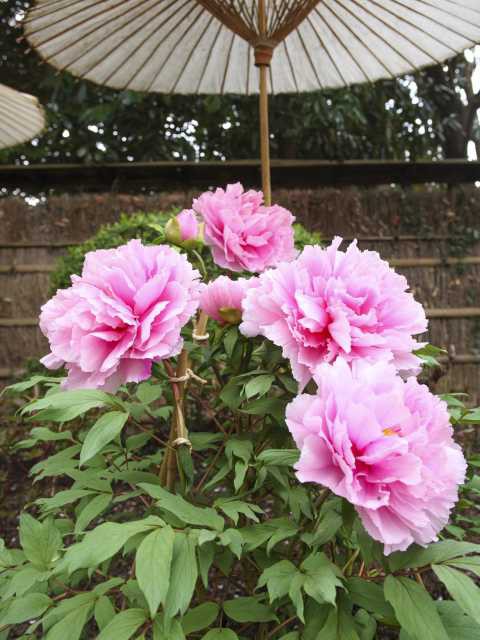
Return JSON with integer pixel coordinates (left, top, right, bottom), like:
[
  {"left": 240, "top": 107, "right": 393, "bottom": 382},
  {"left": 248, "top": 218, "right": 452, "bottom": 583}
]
[
  {"left": 2, "top": 309, "right": 480, "bottom": 328},
  {"left": 0, "top": 264, "right": 54, "bottom": 274},
  {"left": 2, "top": 256, "right": 480, "bottom": 275},
  {"left": 0, "top": 236, "right": 473, "bottom": 250},
  {"left": 2, "top": 354, "right": 480, "bottom": 379},
  {"left": 0, "top": 159, "right": 479, "bottom": 192}
]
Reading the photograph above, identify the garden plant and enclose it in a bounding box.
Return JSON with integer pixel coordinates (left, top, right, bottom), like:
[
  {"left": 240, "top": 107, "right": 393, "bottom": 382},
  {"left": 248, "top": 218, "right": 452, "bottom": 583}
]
[{"left": 1, "top": 183, "right": 480, "bottom": 640}]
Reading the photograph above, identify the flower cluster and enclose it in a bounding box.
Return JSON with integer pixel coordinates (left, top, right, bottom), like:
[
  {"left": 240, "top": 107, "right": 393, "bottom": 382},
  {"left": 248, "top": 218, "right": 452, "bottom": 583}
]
[
  {"left": 40, "top": 240, "right": 202, "bottom": 391},
  {"left": 39, "top": 183, "right": 465, "bottom": 553}
]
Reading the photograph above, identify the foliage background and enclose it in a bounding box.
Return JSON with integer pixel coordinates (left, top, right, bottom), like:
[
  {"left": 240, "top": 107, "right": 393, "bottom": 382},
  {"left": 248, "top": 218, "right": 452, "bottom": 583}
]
[{"left": 1, "top": 0, "right": 480, "bottom": 167}]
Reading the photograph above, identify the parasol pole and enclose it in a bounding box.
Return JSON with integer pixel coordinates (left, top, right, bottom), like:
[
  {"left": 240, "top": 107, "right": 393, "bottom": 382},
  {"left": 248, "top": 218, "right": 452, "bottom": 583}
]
[{"left": 255, "top": 0, "right": 272, "bottom": 205}]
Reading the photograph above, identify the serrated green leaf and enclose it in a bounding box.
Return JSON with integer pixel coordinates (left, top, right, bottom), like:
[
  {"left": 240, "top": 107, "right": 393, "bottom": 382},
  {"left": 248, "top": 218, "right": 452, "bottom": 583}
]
[
  {"left": 136, "top": 526, "right": 175, "bottom": 618},
  {"left": 384, "top": 576, "right": 449, "bottom": 640},
  {"left": 80, "top": 411, "right": 129, "bottom": 465},
  {"left": 96, "top": 608, "right": 147, "bottom": 640},
  {"left": 223, "top": 597, "right": 277, "bottom": 623},
  {"left": 181, "top": 602, "right": 219, "bottom": 634},
  {"left": 433, "top": 564, "right": 480, "bottom": 625}
]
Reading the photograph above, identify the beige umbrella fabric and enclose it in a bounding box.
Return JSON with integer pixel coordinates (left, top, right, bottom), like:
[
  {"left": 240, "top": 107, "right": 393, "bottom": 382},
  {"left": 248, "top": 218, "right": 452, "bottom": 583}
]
[
  {"left": 0, "top": 83, "right": 45, "bottom": 150},
  {"left": 24, "top": 0, "right": 480, "bottom": 201}
]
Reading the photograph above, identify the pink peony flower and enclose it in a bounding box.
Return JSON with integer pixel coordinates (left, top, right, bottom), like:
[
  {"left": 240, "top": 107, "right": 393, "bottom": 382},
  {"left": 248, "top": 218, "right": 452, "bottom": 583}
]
[
  {"left": 200, "top": 275, "right": 257, "bottom": 325},
  {"left": 192, "top": 183, "right": 296, "bottom": 273},
  {"left": 241, "top": 237, "right": 427, "bottom": 389},
  {"left": 286, "top": 358, "right": 466, "bottom": 554},
  {"left": 40, "top": 240, "right": 202, "bottom": 391},
  {"left": 165, "top": 209, "right": 202, "bottom": 245}
]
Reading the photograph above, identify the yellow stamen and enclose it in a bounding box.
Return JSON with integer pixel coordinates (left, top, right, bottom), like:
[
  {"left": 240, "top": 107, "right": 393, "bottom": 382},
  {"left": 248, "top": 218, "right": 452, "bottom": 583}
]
[{"left": 382, "top": 428, "right": 397, "bottom": 437}]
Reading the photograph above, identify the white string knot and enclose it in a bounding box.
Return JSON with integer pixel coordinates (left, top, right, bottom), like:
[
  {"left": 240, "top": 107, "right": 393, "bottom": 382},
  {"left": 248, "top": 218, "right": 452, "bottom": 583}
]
[
  {"left": 168, "top": 368, "right": 207, "bottom": 385},
  {"left": 172, "top": 437, "right": 191, "bottom": 449},
  {"left": 192, "top": 331, "right": 210, "bottom": 341}
]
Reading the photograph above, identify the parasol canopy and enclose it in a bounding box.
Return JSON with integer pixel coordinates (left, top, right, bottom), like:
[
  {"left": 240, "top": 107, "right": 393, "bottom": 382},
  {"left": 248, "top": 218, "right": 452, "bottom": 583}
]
[
  {"left": 24, "top": 0, "right": 480, "bottom": 201},
  {"left": 0, "top": 83, "right": 45, "bottom": 150}
]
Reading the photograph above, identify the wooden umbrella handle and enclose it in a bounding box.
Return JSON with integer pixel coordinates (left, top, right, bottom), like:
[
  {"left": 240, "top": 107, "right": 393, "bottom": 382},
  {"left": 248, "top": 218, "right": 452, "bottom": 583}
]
[{"left": 256, "top": 0, "right": 272, "bottom": 206}]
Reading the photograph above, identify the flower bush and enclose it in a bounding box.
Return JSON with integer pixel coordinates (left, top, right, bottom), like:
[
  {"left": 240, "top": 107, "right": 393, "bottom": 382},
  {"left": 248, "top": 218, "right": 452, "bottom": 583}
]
[{"left": 1, "top": 184, "right": 480, "bottom": 640}]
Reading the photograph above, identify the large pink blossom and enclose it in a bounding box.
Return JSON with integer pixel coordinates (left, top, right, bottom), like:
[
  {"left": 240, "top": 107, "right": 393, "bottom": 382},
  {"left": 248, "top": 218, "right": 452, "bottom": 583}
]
[
  {"left": 192, "top": 183, "right": 296, "bottom": 273},
  {"left": 286, "top": 359, "right": 466, "bottom": 554},
  {"left": 241, "top": 237, "right": 427, "bottom": 389},
  {"left": 40, "top": 240, "right": 202, "bottom": 391},
  {"left": 200, "top": 275, "right": 257, "bottom": 325}
]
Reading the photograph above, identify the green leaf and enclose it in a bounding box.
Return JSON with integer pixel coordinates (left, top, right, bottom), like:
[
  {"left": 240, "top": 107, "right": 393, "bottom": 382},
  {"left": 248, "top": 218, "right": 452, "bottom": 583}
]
[
  {"left": 346, "top": 578, "right": 395, "bottom": 619},
  {"left": 384, "top": 576, "right": 449, "bottom": 640},
  {"left": 2, "top": 566, "right": 47, "bottom": 599},
  {"left": 80, "top": 411, "right": 129, "bottom": 465},
  {"left": 320, "top": 598, "right": 360, "bottom": 640},
  {"left": 153, "top": 618, "right": 185, "bottom": 640},
  {"left": 37, "top": 488, "right": 96, "bottom": 512},
  {"left": 181, "top": 602, "right": 219, "bottom": 634},
  {"left": 45, "top": 601, "right": 93, "bottom": 640},
  {"left": 19, "top": 514, "right": 62, "bottom": 570},
  {"left": 61, "top": 517, "right": 164, "bottom": 573},
  {"left": 218, "top": 529, "right": 244, "bottom": 559},
  {"left": 289, "top": 573, "right": 306, "bottom": 622},
  {"left": 446, "top": 556, "right": 480, "bottom": 577},
  {"left": 139, "top": 484, "right": 224, "bottom": 531},
  {"left": 389, "top": 541, "right": 480, "bottom": 571},
  {"left": 256, "top": 449, "right": 300, "bottom": 467},
  {"left": 438, "top": 601, "right": 480, "bottom": 639},
  {"left": 94, "top": 596, "right": 116, "bottom": 631},
  {"left": 258, "top": 560, "right": 299, "bottom": 602},
  {"left": 22, "top": 389, "right": 118, "bottom": 420},
  {"left": 96, "top": 609, "right": 147, "bottom": 640},
  {"left": 75, "top": 493, "right": 112, "bottom": 533},
  {"left": 244, "top": 374, "right": 275, "bottom": 399},
  {"left": 0, "top": 593, "right": 51, "bottom": 625},
  {"left": 242, "top": 397, "right": 286, "bottom": 422},
  {"left": 164, "top": 532, "right": 198, "bottom": 618},
  {"left": 302, "top": 552, "right": 343, "bottom": 606},
  {"left": 201, "top": 630, "right": 239, "bottom": 640},
  {"left": 136, "top": 526, "right": 175, "bottom": 618},
  {"left": 215, "top": 499, "right": 263, "bottom": 525},
  {"left": 433, "top": 564, "right": 480, "bottom": 625},
  {"left": 223, "top": 597, "right": 277, "bottom": 623}
]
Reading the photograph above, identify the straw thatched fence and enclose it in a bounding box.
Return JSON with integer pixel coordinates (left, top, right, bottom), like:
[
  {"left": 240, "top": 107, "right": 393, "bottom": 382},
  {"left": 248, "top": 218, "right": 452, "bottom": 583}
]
[{"left": 1, "top": 185, "right": 479, "bottom": 402}]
